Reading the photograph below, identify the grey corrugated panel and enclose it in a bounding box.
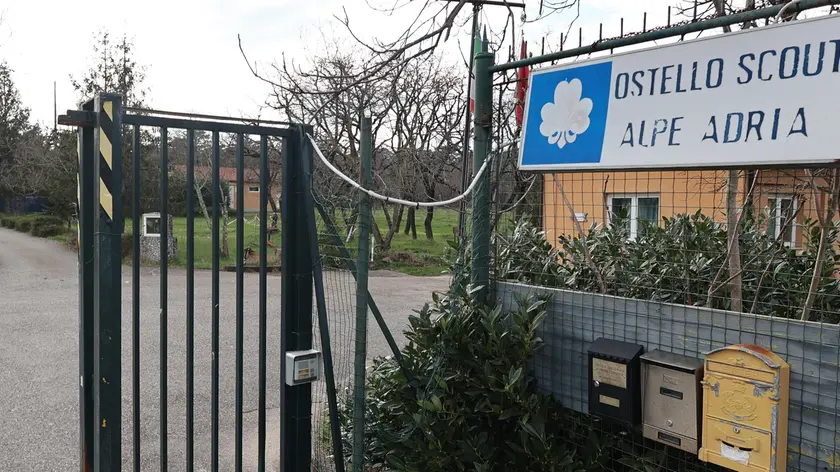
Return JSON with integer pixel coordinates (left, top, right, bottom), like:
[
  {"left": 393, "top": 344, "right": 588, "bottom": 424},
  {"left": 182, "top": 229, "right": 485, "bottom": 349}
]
[{"left": 497, "top": 281, "right": 840, "bottom": 471}]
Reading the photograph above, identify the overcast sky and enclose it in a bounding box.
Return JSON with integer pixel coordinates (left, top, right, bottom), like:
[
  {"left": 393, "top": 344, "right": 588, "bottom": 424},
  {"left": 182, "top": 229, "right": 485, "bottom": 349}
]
[{"left": 0, "top": 0, "right": 685, "bottom": 126}]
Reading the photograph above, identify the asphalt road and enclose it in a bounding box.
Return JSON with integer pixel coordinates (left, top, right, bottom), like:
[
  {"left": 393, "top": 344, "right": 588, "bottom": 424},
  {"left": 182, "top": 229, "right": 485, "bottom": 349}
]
[{"left": 0, "top": 227, "right": 449, "bottom": 471}]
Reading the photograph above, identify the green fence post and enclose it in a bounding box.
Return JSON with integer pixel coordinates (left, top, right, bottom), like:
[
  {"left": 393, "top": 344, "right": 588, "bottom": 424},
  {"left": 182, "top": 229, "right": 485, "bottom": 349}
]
[
  {"left": 471, "top": 37, "right": 494, "bottom": 305},
  {"left": 92, "top": 92, "right": 123, "bottom": 471},
  {"left": 281, "top": 124, "right": 314, "bottom": 472},
  {"left": 77, "top": 98, "right": 95, "bottom": 472},
  {"left": 352, "top": 116, "right": 373, "bottom": 471}
]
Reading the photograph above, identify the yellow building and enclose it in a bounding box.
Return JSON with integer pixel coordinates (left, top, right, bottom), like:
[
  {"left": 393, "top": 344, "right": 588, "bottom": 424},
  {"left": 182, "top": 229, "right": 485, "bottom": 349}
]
[{"left": 543, "top": 169, "right": 829, "bottom": 249}]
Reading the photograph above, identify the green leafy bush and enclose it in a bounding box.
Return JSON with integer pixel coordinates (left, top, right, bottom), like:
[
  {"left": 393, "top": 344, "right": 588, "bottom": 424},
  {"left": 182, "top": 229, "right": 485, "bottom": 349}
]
[
  {"left": 31, "top": 224, "right": 65, "bottom": 238},
  {"left": 14, "top": 219, "right": 32, "bottom": 232},
  {"left": 28, "top": 215, "right": 66, "bottom": 235},
  {"left": 341, "top": 289, "right": 598, "bottom": 472},
  {"left": 495, "top": 212, "right": 840, "bottom": 322}
]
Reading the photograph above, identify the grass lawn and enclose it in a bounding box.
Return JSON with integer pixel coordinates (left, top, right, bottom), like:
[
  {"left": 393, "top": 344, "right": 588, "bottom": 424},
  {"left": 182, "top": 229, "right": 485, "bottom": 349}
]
[{"left": 41, "top": 208, "right": 460, "bottom": 276}]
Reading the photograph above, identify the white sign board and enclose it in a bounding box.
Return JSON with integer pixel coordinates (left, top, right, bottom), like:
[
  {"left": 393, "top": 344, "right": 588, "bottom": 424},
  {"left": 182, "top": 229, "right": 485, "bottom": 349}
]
[{"left": 518, "top": 15, "right": 840, "bottom": 171}]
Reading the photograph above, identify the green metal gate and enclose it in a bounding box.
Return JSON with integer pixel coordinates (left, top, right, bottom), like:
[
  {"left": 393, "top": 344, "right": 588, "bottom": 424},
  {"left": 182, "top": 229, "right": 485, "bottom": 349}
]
[{"left": 60, "top": 94, "right": 346, "bottom": 472}]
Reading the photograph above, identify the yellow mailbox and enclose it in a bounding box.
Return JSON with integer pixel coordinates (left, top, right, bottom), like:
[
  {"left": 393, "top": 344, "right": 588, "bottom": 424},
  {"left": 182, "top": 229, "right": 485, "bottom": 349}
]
[{"left": 698, "top": 344, "right": 789, "bottom": 472}]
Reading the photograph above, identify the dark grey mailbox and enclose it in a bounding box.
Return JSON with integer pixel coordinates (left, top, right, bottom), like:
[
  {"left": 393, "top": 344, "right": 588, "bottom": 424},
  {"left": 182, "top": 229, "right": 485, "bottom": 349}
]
[
  {"left": 587, "top": 337, "right": 644, "bottom": 428},
  {"left": 641, "top": 349, "right": 704, "bottom": 454}
]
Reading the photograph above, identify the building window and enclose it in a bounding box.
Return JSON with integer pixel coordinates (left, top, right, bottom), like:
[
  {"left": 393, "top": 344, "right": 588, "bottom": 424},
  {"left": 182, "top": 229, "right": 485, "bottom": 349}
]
[
  {"left": 767, "top": 196, "right": 797, "bottom": 247},
  {"left": 607, "top": 194, "right": 660, "bottom": 239},
  {"left": 249, "top": 185, "right": 260, "bottom": 193}
]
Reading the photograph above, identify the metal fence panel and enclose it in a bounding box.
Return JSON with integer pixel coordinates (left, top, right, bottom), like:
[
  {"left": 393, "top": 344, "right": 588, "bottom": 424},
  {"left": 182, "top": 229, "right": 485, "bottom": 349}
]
[{"left": 497, "top": 281, "right": 840, "bottom": 470}]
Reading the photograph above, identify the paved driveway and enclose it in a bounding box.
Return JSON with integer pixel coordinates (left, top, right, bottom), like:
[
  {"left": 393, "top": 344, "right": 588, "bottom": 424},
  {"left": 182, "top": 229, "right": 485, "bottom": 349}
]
[{"left": 0, "top": 227, "right": 449, "bottom": 471}]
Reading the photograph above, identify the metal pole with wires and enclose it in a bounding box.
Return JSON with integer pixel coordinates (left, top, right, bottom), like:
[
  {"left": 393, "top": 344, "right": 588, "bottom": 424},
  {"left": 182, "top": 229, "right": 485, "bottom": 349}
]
[
  {"left": 457, "top": 4, "right": 481, "bottom": 241},
  {"left": 352, "top": 116, "right": 372, "bottom": 472},
  {"left": 471, "top": 34, "right": 494, "bottom": 305}
]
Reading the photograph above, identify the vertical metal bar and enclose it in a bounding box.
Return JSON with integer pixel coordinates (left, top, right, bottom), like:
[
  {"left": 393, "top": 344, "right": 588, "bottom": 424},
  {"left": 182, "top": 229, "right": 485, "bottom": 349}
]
[
  {"left": 643, "top": 12, "right": 648, "bottom": 32},
  {"left": 159, "top": 126, "right": 169, "bottom": 472},
  {"left": 560, "top": 33, "right": 564, "bottom": 51},
  {"left": 668, "top": 6, "right": 672, "bottom": 26},
  {"left": 300, "top": 128, "right": 345, "bottom": 472},
  {"left": 77, "top": 98, "right": 95, "bottom": 472},
  {"left": 457, "top": 4, "right": 481, "bottom": 241},
  {"left": 185, "top": 129, "right": 196, "bottom": 472},
  {"left": 578, "top": 27, "right": 582, "bottom": 47},
  {"left": 92, "top": 92, "right": 123, "bottom": 472},
  {"left": 257, "top": 135, "right": 269, "bottom": 472},
  {"left": 211, "top": 130, "right": 221, "bottom": 472},
  {"left": 132, "top": 124, "right": 141, "bottom": 472},
  {"left": 599, "top": 23, "right": 603, "bottom": 41},
  {"left": 281, "top": 127, "right": 313, "bottom": 472},
  {"left": 235, "top": 133, "right": 245, "bottom": 472},
  {"left": 352, "top": 117, "right": 372, "bottom": 472},
  {"left": 471, "top": 40, "right": 493, "bottom": 304},
  {"left": 614, "top": 17, "right": 623, "bottom": 53}
]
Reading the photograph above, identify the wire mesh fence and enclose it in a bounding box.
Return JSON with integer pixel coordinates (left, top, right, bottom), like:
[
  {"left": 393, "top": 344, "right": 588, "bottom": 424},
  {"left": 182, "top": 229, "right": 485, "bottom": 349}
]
[{"left": 491, "top": 164, "right": 840, "bottom": 471}]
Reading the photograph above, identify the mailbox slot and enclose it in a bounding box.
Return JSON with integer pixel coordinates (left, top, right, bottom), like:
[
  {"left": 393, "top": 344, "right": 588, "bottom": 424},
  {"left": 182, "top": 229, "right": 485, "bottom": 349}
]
[{"left": 641, "top": 350, "right": 704, "bottom": 453}]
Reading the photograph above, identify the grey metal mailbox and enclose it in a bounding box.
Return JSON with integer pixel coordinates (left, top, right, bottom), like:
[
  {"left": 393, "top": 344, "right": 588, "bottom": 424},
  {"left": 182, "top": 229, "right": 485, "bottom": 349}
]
[{"left": 641, "top": 349, "right": 704, "bottom": 454}]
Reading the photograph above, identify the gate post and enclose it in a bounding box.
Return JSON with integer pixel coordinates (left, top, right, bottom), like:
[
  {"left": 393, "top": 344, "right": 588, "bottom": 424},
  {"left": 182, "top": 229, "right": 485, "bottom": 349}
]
[
  {"left": 77, "top": 98, "right": 96, "bottom": 472},
  {"left": 281, "top": 124, "right": 314, "bottom": 472},
  {"left": 352, "top": 116, "right": 372, "bottom": 472},
  {"left": 92, "top": 93, "right": 123, "bottom": 471},
  {"left": 471, "top": 36, "right": 494, "bottom": 305}
]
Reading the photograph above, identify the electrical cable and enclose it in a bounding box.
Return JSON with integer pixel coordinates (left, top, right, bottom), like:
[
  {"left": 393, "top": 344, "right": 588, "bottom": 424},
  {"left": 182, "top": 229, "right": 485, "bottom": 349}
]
[{"left": 307, "top": 133, "right": 517, "bottom": 208}]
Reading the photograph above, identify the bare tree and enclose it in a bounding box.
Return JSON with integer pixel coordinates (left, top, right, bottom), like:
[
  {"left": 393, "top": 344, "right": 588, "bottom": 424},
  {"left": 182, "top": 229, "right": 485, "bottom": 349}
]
[
  {"left": 387, "top": 58, "right": 464, "bottom": 240},
  {"left": 263, "top": 38, "right": 468, "bottom": 254}
]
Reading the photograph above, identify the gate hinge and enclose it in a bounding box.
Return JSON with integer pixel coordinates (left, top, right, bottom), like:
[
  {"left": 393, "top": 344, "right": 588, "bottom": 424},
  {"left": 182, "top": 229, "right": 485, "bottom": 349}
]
[{"left": 57, "top": 110, "right": 96, "bottom": 127}]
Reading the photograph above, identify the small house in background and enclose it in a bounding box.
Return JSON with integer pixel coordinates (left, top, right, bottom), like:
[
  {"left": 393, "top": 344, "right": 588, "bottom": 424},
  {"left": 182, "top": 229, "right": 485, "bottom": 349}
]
[{"left": 174, "top": 166, "right": 280, "bottom": 213}]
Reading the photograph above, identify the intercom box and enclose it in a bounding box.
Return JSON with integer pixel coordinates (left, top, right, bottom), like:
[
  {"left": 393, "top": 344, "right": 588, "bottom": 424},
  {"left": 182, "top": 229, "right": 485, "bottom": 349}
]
[
  {"left": 698, "top": 344, "right": 789, "bottom": 472},
  {"left": 587, "top": 337, "right": 644, "bottom": 427},
  {"left": 285, "top": 349, "right": 322, "bottom": 386},
  {"left": 641, "top": 349, "right": 704, "bottom": 453}
]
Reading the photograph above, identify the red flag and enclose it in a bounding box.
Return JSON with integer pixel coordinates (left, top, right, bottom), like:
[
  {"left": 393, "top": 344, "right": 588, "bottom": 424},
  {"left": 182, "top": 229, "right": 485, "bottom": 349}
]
[
  {"left": 469, "top": 26, "right": 481, "bottom": 114},
  {"left": 515, "top": 39, "right": 529, "bottom": 127}
]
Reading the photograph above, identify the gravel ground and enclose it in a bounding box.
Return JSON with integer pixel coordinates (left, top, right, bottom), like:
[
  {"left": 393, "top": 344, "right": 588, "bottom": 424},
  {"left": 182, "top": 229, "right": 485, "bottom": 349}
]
[{"left": 0, "top": 227, "right": 449, "bottom": 471}]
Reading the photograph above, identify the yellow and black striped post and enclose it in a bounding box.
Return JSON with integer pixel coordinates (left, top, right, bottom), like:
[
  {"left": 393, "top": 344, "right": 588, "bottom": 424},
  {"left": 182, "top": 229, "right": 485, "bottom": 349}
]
[{"left": 91, "top": 93, "right": 123, "bottom": 471}]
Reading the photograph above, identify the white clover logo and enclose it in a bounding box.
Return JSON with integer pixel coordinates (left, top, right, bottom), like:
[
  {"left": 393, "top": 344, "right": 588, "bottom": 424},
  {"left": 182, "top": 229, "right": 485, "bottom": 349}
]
[{"left": 539, "top": 78, "right": 593, "bottom": 149}]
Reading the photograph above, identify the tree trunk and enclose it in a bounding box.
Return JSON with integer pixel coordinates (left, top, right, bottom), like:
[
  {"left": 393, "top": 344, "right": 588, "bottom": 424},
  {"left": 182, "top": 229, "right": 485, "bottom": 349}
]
[
  {"left": 195, "top": 183, "right": 212, "bottom": 232},
  {"left": 424, "top": 207, "right": 434, "bottom": 240},
  {"left": 802, "top": 224, "right": 831, "bottom": 321},
  {"left": 221, "top": 190, "right": 230, "bottom": 259},
  {"left": 404, "top": 207, "right": 416, "bottom": 238},
  {"left": 726, "top": 170, "right": 743, "bottom": 312},
  {"left": 715, "top": 5, "right": 739, "bottom": 312},
  {"left": 422, "top": 177, "right": 436, "bottom": 240},
  {"left": 378, "top": 202, "right": 404, "bottom": 254}
]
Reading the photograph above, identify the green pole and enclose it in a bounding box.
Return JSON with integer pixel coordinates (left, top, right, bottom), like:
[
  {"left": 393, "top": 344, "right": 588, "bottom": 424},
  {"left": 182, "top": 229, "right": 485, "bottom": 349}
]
[
  {"left": 471, "top": 37, "right": 494, "bottom": 305},
  {"left": 352, "top": 115, "right": 373, "bottom": 471}
]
